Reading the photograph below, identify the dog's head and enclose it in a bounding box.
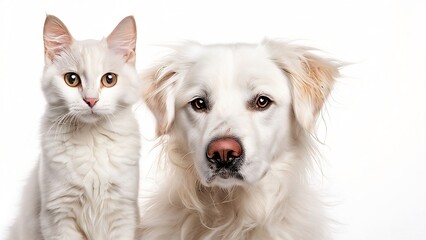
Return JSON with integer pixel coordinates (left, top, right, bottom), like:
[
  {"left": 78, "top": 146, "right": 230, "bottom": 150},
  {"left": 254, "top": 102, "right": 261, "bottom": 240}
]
[{"left": 144, "top": 40, "right": 340, "bottom": 188}]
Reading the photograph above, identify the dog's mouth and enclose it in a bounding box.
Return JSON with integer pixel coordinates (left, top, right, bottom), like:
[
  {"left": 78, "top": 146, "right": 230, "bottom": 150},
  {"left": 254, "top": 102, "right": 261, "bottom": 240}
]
[{"left": 206, "top": 168, "right": 244, "bottom": 184}]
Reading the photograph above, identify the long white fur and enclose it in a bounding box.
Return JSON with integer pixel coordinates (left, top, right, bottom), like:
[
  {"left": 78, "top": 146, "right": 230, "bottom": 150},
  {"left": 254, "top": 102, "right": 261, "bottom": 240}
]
[
  {"left": 8, "top": 15, "right": 141, "bottom": 240},
  {"left": 139, "top": 41, "right": 340, "bottom": 239}
]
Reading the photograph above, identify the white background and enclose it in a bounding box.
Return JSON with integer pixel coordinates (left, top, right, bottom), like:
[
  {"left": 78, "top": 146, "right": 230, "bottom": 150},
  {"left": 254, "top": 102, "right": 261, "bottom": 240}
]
[{"left": 1, "top": 0, "right": 425, "bottom": 239}]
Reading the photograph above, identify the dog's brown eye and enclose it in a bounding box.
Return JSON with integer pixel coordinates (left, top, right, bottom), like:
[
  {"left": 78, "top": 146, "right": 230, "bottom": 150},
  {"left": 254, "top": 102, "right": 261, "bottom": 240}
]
[
  {"left": 64, "top": 72, "right": 81, "bottom": 87},
  {"left": 101, "top": 72, "right": 117, "bottom": 88},
  {"left": 190, "top": 98, "right": 208, "bottom": 112},
  {"left": 255, "top": 95, "right": 272, "bottom": 110}
]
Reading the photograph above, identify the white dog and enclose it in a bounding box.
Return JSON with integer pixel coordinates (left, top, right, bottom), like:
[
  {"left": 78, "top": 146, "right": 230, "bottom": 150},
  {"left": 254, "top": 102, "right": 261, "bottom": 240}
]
[{"left": 139, "top": 40, "right": 340, "bottom": 239}]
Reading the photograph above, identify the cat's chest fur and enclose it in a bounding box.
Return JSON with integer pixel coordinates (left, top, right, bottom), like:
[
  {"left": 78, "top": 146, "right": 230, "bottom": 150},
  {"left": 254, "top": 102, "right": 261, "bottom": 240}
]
[
  {"left": 42, "top": 114, "right": 140, "bottom": 190},
  {"left": 59, "top": 127, "right": 131, "bottom": 189},
  {"left": 39, "top": 112, "right": 140, "bottom": 238}
]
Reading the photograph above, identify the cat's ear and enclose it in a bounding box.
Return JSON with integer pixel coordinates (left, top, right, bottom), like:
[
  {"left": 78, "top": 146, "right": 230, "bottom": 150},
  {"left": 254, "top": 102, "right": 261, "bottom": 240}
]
[
  {"left": 43, "top": 15, "right": 73, "bottom": 63},
  {"left": 107, "top": 16, "right": 137, "bottom": 63},
  {"left": 263, "top": 40, "right": 341, "bottom": 131}
]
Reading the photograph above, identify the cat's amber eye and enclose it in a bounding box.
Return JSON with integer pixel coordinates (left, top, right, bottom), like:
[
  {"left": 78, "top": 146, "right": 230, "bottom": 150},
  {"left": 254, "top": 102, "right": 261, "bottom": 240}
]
[
  {"left": 101, "top": 73, "right": 118, "bottom": 88},
  {"left": 64, "top": 72, "right": 81, "bottom": 87}
]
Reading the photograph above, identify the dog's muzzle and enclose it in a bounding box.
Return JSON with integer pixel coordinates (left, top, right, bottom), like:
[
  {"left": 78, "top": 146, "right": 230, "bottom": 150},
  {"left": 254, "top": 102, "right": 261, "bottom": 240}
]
[{"left": 206, "top": 137, "right": 244, "bottom": 174}]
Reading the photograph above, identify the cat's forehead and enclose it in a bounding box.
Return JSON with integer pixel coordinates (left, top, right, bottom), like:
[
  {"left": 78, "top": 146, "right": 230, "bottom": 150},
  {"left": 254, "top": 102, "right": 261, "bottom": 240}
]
[
  {"left": 72, "top": 39, "right": 108, "bottom": 56},
  {"left": 52, "top": 38, "right": 124, "bottom": 77},
  {"left": 71, "top": 39, "right": 120, "bottom": 72}
]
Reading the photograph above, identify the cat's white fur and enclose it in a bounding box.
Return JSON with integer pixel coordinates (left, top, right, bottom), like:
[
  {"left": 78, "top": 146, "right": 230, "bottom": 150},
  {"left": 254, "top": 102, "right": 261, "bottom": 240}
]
[
  {"left": 139, "top": 41, "right": 340, "bottom": 239},
  {"left": 8, "top": 15, "right": 141, "bottom": 240}
]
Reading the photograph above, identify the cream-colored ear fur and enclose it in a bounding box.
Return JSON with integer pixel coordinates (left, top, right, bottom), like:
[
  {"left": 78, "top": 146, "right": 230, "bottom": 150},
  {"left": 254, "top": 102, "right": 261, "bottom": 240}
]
[
  {"left": 142, "top": 42, "right": 202, "bottom": 136},
  {"left": 263, "top": 40, "right": 341, "bottom": 131},
  {"left": 143, "top": 65, "right": 177, "bottom": 136}
]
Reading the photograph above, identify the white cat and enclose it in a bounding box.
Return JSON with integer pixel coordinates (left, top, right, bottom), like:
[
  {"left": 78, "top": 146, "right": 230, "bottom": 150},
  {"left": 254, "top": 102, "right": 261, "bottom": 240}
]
[{"left": 8, "top": 15, "right": 141, "bottom": 240}]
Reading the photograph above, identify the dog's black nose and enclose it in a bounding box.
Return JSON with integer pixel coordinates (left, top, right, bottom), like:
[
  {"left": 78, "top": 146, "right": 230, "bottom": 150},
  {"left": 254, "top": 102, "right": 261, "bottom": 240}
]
[{"left": 206, "top": 137, "right": 243, "bottom": 168}]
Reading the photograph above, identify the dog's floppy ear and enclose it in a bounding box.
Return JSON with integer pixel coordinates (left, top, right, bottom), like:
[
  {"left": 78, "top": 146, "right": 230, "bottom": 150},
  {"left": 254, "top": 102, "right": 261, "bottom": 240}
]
[
  {"left": 143, "top": 42, "right": 202, "bottom": 136},
  {"left": 142, "top": 62, "right": 178, "bottom": 136},
  {"left": 263, "top": 40, "right": 341, "bottom": 131}
]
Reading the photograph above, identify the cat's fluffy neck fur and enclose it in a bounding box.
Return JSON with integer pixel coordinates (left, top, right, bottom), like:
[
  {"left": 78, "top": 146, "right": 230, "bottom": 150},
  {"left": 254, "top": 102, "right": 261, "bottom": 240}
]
[{"left": 42, "top": 105, "right": 133, "bottom": 135}]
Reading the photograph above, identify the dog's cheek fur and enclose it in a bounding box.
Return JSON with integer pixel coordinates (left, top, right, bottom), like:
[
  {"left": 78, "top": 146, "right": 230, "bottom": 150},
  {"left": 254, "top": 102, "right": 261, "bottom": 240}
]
[
  {"left": 239, "top": 113, "right": 277, "bottom": 179},
  {"left": 174, "top": 110, "right": 210, "bottom": 181}
]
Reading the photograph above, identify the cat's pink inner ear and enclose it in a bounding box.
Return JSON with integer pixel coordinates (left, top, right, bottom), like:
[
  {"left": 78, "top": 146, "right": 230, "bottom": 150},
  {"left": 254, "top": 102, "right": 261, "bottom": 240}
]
[
  {"left": 107, "top": 16, "right": 137, "bottom": 63},
  {"left": 43, "top": 15, "right": 73, "bottom": 62}
]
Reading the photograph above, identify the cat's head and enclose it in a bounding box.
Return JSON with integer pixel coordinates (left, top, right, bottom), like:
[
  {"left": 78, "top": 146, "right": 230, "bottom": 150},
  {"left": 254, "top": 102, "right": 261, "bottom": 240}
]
[{"left": 42, "top": 15, "right": 139, "bottom": 124}]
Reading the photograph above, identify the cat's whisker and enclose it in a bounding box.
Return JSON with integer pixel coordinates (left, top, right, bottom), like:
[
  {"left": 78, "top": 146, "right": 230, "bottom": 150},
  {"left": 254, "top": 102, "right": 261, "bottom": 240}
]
[
  {"left": 116, "top": 104, "right": 128, "bottom": 108},
  {"left": 51, "top": 112, "right": 68, "bottom": 138},
  {"left": 68, "top": 113, "right": 78, "bottom": 133},
  {"left": 51, "top": 112, "right": 68, "bottom": 124},
  {"left": 55, "top": 113, "right": 72, "bottom": 140},
  {"left": 58, "top": 112, "right": 76, "bottom": 138},
  {"left": 44, "top": 113, "right": 66, "bottom": 136},
  {"left": 47, "top": 106, "right": 67, "bottom": 111}
]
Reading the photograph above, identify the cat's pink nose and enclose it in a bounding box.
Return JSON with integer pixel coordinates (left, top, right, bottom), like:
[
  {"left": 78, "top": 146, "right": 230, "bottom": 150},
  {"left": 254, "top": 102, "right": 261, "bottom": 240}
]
[{"left": 83, "top": 98, "right": 99, "bottom": 108}]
